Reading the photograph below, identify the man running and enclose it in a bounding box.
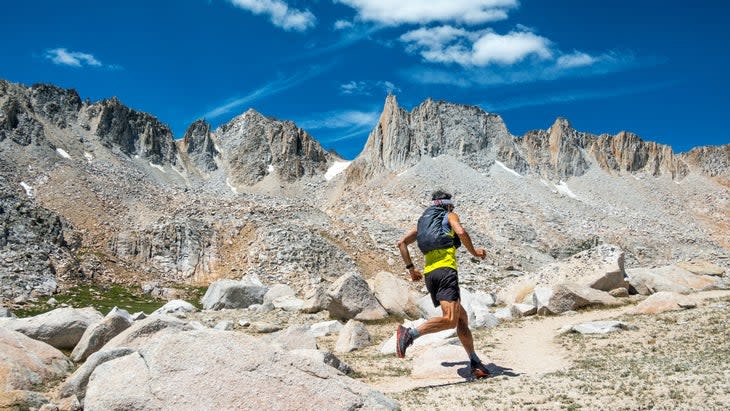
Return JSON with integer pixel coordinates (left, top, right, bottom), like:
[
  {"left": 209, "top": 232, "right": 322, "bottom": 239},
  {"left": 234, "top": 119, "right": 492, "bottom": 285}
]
[{"left": 395, "top": 190, "right": 490, "bottom": 379}]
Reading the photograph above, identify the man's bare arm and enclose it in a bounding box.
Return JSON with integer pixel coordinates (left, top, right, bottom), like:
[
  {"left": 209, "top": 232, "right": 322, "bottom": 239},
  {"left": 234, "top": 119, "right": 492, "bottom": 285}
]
[
  {"left": 448, "top": 212, "right": 486, "bottom": 259},
  {"left": 397, "top": 227, "right": 422, "bottom": 281}
]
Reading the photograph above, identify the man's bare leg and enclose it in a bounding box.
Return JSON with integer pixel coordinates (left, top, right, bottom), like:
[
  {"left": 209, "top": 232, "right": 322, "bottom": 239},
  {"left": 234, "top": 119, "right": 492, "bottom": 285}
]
[
  {"left": 455, "top": 303, "right": 475, "bottom": 354},
  {"left": 415, "top": 300, "right": 460, "bottom": 335}
]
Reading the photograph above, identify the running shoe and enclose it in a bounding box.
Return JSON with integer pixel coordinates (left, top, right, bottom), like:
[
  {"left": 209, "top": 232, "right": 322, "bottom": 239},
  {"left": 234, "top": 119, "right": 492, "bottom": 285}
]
[
  {"left": 396, "top": 325, "right": 413, "bottom": 358},
  {"left": 471, "top": 361, "right": 491, "bottom": 379}
]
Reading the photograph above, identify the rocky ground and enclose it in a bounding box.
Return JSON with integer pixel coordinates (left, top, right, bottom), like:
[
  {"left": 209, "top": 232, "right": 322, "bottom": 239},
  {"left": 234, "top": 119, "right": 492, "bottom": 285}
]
[{"left": 323, "top": 290, "right": 730, "bottom": 410}]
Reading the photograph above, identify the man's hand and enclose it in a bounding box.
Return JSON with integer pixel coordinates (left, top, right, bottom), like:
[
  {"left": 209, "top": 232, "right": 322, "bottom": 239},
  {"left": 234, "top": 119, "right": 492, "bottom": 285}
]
[
  {"left": 408, "top": 268, "right": 423, "bottom": 281},
  {"left": 473, "top": 248, "right": 487, "bottom": 259}
]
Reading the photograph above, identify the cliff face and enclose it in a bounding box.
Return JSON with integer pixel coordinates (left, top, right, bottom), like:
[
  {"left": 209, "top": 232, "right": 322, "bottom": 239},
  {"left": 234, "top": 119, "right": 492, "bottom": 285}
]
[
  {"left": 215, "top": 109, "right": 333, "bottom": 185},
  {"left": 350, "top": 95, "right": 512, "bottom": 180},
  {"left": 351, "top": 96, "right": 695, "bottom": 181},
  {"left": 182, "top": 119, "right": 219, "bottom": 172},
  {"left": 680, "top": 145, "right": 730, "bottom": 178},
  {"left": 90, "top": 97, "right": 179, "bottom": 166}
]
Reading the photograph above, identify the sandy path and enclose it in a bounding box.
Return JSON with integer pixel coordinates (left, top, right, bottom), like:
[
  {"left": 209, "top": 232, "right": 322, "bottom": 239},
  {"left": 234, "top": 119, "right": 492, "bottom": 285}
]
[{"left": 372, "top": 289, "right": 730, "bottom": 393}]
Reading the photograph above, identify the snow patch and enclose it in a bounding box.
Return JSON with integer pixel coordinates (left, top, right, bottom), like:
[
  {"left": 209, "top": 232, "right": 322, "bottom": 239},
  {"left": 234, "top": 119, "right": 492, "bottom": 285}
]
[
  {"left": 149, "top": 162, "right": 166, "bottom": 173},
  {"left": 84, "top": 152, "right": 94, "bottom": 163},
  {"left": 555, "top": 181, "right": 578, "bottom": 199},
  {"left": 267, "top": 164, "right": 275, "bottom": 173},
  {"left": 226, "top": 178, "right": 238, "bottom": 194},
  {"left": 56, "top": 148, "right": 72, "bottom": 159},
  {"left": 325, "top": 161, "right": 351, "bottom": 181},
  {"left": 20, "top": 182, "right": 33, "bottom": 197},
  {"left": 173, "top": 167, "right": 186, "bottom": 178},
  {"left": 495, "top": 160, "right": 522, "bottom": 177}
]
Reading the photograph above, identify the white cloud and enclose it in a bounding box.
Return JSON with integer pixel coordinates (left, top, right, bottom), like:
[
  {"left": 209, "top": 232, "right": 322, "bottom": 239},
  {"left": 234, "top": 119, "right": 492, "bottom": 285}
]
[
  {"left": 335, "top": 0, "right": 518, "bottom": 26},
  {"left": 480, "top": 81, "right": 674, "bottom": 112},
  {"left": 45, "top": 48, "right": 102, "bottom": 67},
  {"left": 298, "top": 109, "right": 379, "bottom": 129},
  {"left": 229, "top": 0, "right": 316, "bottom": 31},
  {"left": 339, "top": 80, "right": 400, "bottom": 95},
  {"left": 402, "top": 51, "right": 643, "bottom": 88},
  {"left": 401, "top": 26, "right": 552, "bottom": 67},
  {"left": 201, "top": 64, "right": 331, "bottom": 119},
  {"left": 334, "top": 19, "right": 354, "bottom": 30},
  {"left": 557, "top": 51, "right": 597, "bottom": 68}
]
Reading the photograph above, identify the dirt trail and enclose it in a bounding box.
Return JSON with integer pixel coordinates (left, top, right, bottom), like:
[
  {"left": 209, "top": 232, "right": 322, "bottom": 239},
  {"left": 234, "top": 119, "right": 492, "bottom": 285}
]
[{"left": 372, "top": 289, "right": 730, "bottom": 394}]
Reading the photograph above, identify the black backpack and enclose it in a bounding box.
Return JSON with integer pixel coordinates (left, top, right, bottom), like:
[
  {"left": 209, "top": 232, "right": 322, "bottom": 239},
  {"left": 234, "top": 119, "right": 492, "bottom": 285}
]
[{"left": 416, "top": 206, "right": 461, "bottom": 253}]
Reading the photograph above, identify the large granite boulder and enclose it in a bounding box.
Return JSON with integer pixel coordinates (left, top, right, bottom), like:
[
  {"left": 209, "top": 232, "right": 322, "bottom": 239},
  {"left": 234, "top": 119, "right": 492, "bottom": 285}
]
[
  {"left": 58, "top": 348, "right": 135, "bottom": 404},
  {"left": 83, "top": 329, "right": 398, "bottom": 410},
  {"left": 151, "top": 299, "right": 197, "bottom": 316},
  {"left": 201, "top": 279, "right": 267, "bottom": 310},
  {"left": 70, "top": 307, "right": 134, "bottom": 362},
  {"left": 534, "top": 244, "right": 629, "bottom": 292},
  {"left": 335, "top": 320, "right": 371, "bottom": 353},
  {"left": 370, "top": 271, "right": 421, "bottom": 318},
  {"left": 326, "top": 272, "right": 387, "bottom": 321},
  {"left": 1, "top": 307, "right": 103, "bottom": 349},
  {"left": 0, "top": 327, "right": 72, "bottom": 409},
  {"left": 626, "top": 265, "right": 722, "bottom": 295},
  {"left": 102, "top": 315, "right": 202, "bottom": 351},
  {"left": 631, "top": 292, "right": 699, "bottom": 315},
  {"left": 535, "top": 283, "right": 620, "bottom": 315}
]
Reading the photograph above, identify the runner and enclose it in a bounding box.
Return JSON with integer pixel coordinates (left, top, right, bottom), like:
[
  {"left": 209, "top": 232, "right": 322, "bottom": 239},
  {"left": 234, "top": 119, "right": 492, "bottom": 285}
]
[{"left": 396, "top": 190, "right": 490, "bottom": 379}]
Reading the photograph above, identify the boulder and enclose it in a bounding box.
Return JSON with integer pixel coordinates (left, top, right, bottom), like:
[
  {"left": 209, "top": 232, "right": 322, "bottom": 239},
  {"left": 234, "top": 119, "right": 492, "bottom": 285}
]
[
  {"left": 0, "top": 327, "right": 71, "bottom": 405},
  {"left": 251, "top": 322, "right": 282, "bottom": 333},
  {"left": 537, "top": 283, "right": 620, "bottom": 315},
  {"left": 676, "top": 260, "right": 725, "bottom": 276},
  {"left": 102, "top": 315, "right": 201, "bottom": 351},
  {"left": 370, "top": 271, "right": 421, "bottom": 318},
  {"left": 335, "top": 320, "right": 371, "bottom": 353},
  {"left": 70, "top": 307, "right": 134, "bottom": 362},
  {"left": 411, "top": 344, "right": 470, "bottom": 380},
  {"left": 58, "top": 348, "right": 135, "bottom": 403},
  {"left": 270, "top": 325, "right": 318, "bottom": 351},
  {"left": 631, "top": 292, "right": 699, "bottom": 315},
  {"left": 214, "top": 320, "right": 234, "bottom": 331},
  {"left": 626, "top": 265, "right": 722, "bottom": 295},
  {"left": 415, "top": 294, "right": 442, "bottom": 319},
  {"left": 326, "top": 272, "right": 387, "bottom": 321},
  {"left": 461, "top": 289, "right": 499, "bottom": 328},
  {"left": 493, "top": 307, "right": 513, "bottom": 320},
  {"left": 289, "top": 349, "right": 353, "bottom": 375},
  {"left": 272, "top": 295, "right": 305, "bottom": 311},
  {"left": 1, "top": 307, "right": 103, "bottom": 350},
  {"left": 263, "top": 284, "right": 296, "bottom": 305},
  {"left": 535, "top": 244, "right": 629, "bottom": 292},
  {"left": 83, "top": 330, "right": 398, "bottom": 410},
  {"left": 309, "top": 320, "right": 344, "bottom": 337},
  {"left": 300, "top": 284, "right": 331, "bottom": 314},
  {"left": 511, "top": 303, "right": 537, "bottom": 318},
  {"left": 570, "top": 320, "right": 630, "bottom": 335},
  {"left": 0, "top": 307, "right": 15, "bottom": 318},
  {"left": 201, "top": 279, "right": 267, "bottom": 310},
  {"left": 152, "top": 299, "right": 197, "bottom": 316}
]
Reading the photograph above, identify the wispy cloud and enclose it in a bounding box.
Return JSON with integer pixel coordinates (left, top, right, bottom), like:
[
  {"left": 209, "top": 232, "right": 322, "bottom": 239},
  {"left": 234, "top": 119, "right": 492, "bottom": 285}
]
[
  {"left": 340, "top": 80, "right": 400, "bottom": 96},
  {"left": 296, "top": 109, "right": 379, "bottom": 143},
  {"left": 480, "top": 81, "right": 675, "bottom": 112},
  {"left": 335, "top": 0, "right": 519, "bottom": 26},
  {"left": 201, "top": 64, "right": 332, "bottom": 119},
  {"left": 44, "top": 48, "right": 103, "bottom": 68},
  {"left": 403, "top": 51, "right": 649, "bottom": 88},
  {"left": 298, "top": 109, "right": 379, "bottom": 130},
  {"left": 228, "top": 0, "right": 316, "bottom": 31}
]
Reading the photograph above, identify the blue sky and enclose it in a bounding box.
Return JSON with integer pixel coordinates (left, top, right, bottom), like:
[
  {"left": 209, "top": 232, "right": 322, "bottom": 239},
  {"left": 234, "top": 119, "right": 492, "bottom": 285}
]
[{"left": 1, "top": 0, "right": 728, "bottom": 159}]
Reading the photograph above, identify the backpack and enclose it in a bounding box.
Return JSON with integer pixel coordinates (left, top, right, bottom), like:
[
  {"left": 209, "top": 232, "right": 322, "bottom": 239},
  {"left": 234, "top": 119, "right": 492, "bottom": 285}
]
[{"left": 416, "top": 205, "right": 461, "bottom": 254}]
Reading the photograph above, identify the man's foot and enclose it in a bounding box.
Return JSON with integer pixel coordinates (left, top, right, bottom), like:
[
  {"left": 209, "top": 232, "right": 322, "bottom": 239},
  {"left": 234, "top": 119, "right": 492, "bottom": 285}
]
[
  {"left": 396, "top": 325, "right": 414, "bottom": 358},
  {"left": 471, "top": 361, "right": 491, "bottom": 379}
]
